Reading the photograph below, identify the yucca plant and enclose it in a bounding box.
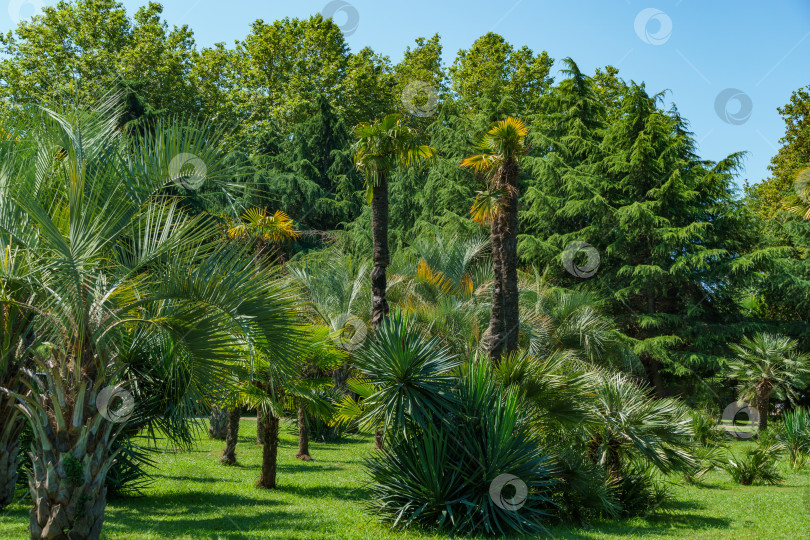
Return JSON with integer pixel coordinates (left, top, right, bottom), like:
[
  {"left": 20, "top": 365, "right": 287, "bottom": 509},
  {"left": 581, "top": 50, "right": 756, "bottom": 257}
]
[
  {"left": 0, "top": 100, "right": 301, "bottom": 538},
  {"left": 779, "top": 407, "right": 810, "bottom": 469},
  {"left": 342, "top": 315, "right": 460, "bottom": 445},
  {"left": 365, "top": 359, "right": 558, "bottom": 536}
]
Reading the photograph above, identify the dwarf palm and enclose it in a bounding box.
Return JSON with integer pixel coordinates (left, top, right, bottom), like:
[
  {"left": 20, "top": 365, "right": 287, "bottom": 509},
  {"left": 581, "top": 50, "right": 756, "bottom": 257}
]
[
  {"left": 727, "top": 333, "right": 810, "bottom": 431},
  {"left": 461, "top": 117, "right": 530, "bottom": 358},
  {"left": 353, "top": 114, "right": 434, "bottom": 327},
  {"left": 0, "top": 102, "right": 301, "bottom": 538}
]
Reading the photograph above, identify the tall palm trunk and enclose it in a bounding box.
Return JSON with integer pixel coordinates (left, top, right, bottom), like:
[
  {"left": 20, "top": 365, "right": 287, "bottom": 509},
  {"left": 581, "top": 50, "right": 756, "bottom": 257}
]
[
  {"left": 257, "top": 414, "right": 280, "bottom": 488},
  {"left": 220, "top": 408, "right": 241, "bottom": 465},
  {"left": 488, "top": 212, "right": 506, "bottom": 360},
  {"left": 295, "top": 404, "right": 311, "bottom": 461},
  {"left": 208, "top": 406, "right": 228, "bottom": 440},
  {"left": 500, "top": 162, "right": 520, "bottom": 354},
  {"left": 370, "top": 175, "right": 390, "bottom": 328},
  {"left": 756, "top": 381, "right": 773, "bottom": 432},
  {"left": 0, "top": 395, "right": 24, "bottom": 509}
]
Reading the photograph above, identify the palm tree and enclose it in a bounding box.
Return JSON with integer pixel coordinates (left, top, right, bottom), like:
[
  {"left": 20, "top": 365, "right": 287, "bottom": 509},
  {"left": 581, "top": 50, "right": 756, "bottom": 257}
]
[
  {"left": 218, "top": 207, "right": 300, "bottom": 459},
  {"left": 0, "top": 102, "right": 301, "bottom": 539},
  {"left": 727, "top": 333, "right": 810, "bottom": 431},
  {"left": 353, "top": 114, "right": 434, "bottom": 328},
  {"left": 461, "top": 117, "right": 530, "bottom": 359},
  {"left": 0, "top": 245, "right": 35, "bottom": 509},
  {"left": 586, "top": 373, "right": 696, "bottom": 482}
]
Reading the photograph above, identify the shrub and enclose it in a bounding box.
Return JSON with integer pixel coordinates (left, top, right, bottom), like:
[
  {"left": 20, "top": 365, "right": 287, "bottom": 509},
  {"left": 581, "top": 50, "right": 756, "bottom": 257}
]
[
  {"left": 364, "top": 360, "right": 558, "bottom": 536},
  {"left": 721, "top": 442, "right": 784, "bottom": 485},
  {"left": 778, "top": 407, "right": 810, "bottom": 469}
]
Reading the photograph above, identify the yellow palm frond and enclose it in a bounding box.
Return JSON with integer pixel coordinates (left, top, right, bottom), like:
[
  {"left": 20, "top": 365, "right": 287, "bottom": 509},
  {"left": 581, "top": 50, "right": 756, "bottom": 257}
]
[{"left": 470, "top": 189, "right": 503, "bottom": 226}]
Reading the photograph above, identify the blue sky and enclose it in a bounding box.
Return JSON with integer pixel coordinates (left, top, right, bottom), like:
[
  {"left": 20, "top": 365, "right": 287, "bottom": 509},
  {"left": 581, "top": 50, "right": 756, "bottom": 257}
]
[{"left": 4, "top": 0, "right": 809, "bottom": 188}]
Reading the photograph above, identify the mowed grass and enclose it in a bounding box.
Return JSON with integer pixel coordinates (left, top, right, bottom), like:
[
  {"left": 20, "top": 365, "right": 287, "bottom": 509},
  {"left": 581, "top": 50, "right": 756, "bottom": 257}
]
[{"left": 0, "top": 420, "right": 807, "bottom": 539}]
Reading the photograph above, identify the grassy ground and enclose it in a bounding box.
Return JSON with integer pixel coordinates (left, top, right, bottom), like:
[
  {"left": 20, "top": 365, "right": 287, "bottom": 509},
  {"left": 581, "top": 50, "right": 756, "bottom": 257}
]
[{"left": 0, "top": 419, "right": 807, "bottom": 539}]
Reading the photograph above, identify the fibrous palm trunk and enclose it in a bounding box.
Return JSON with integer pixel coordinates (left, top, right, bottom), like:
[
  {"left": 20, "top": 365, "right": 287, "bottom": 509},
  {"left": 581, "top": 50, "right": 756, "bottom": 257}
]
[
  {"left": 0, "top": 393, "right": 25, "bottom": 509},
  {"left": 220, "top": 409, "right": 241, "bottom": 465},
  {"left": 500, "top": 161, "right": 520, "bottom": 354},
  {"left": 256, "top": 408, "right": 264, "bottom": 444},
  {"left": 295, "top": 405, "right": 311, "bottom": 461},
  {"left": 208, "top": 406, "right": 228, "bottom": 440},
  {"left": 756, "top": 381, "right": 773, "bottom": 432},
  {"left": 487, "top": 210, "right": 506, "bottom": 361},
  {"left": 257, "top": 414, "right": 280, "bottom": 488},
  {"left": 370, "top": 175, "right": 390, "bottom": 328}
]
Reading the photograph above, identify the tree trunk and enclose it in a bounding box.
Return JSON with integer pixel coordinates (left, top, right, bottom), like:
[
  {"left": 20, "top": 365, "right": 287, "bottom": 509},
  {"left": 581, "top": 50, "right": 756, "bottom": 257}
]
[
  {"left": 0, "top": 395, "right": 25, "bottom": 509},
  {"left": 257, "top": 414, "right": 280, "bottom": 489},
  {"left": 256, "top": 408, "right": 264, "bottom": 444},
  {"left": 25, "top": 385, "right": 121, "bottom": 539},
  {"left": 500, "top": 162, "right": 520, "bottom": 354},
  {"left": 487, "top": 210, "right": 506, "bottom": 361},
  {"left": 643, "top": 356, "right": 665, "bottom": 398},
  {"left": 220, "top": 408, "right": 241, "bottom": 465},
  {"left": 374, "top": 427, "right": 384, "bottom": 450},
  {"left": 208, "top": 406, "right": 228, "bottom": 440},
  {"left": 295, "top": 405, "right": 311, "bottom": 461},
  {"left": 756, "top": 382, "right": 773, "bottom": 432},
  {"left": 370, "top": 174, "right": 390, "bottom": 328}
]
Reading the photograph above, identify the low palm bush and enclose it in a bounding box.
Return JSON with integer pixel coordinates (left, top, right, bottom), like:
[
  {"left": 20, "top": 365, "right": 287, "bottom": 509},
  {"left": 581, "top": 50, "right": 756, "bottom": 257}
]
[{"left": 721, "top": 442, "right": 784, "bottom": 485}]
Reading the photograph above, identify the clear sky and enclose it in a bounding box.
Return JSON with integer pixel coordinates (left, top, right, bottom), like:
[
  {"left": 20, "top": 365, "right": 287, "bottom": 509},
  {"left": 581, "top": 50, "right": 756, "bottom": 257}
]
[{"left": 4, "top": 0, "right": 809, "bottom": 188}]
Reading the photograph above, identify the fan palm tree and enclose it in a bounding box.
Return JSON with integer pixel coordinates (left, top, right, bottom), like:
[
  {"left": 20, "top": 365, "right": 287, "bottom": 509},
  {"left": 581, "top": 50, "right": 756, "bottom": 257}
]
[
  {"left": 0, "top": 101, "right": 301, "bottom": 539},
  {"left": 353, "top": 114, "right": 434, "bottom": 328},
  {"left": 586, "top": 373, "right": 696, "bottom": 482},
  {"left": 461, "top": 117, "right": 530, "bottom": 359},
  {"left": 217, "top": 207, "right": 300, "bottom": 460},
  {"left": 727, "top": 333, "right": 810, "bottom": 431}
]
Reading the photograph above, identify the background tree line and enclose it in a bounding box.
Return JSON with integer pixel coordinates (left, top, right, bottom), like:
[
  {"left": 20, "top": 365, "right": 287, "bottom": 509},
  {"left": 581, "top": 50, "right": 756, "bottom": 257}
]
[{"left": 1, "top": 0, "right": 807, "bottom": 404}]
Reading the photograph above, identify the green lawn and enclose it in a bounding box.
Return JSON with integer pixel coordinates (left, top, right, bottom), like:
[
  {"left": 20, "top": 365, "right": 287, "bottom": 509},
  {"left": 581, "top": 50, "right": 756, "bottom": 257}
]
[{"left": 0, "top": 420, "right": 807, "bottom": 539}]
